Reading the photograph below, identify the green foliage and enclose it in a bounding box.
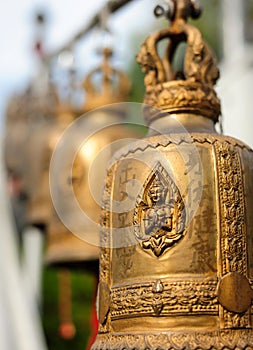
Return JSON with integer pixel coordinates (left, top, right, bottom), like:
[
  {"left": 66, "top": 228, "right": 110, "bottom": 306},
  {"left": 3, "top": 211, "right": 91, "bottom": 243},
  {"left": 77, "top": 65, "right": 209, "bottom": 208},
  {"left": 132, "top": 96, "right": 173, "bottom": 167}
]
[{"left": 128, "top": 61, "right": 145, "bottom": 103}]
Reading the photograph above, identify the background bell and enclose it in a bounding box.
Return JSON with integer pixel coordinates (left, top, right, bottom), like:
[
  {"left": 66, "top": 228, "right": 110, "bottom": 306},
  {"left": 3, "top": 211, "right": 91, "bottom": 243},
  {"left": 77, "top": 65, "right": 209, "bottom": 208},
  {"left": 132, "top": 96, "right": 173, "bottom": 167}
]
[{"left": 46, "top": 47, "right": 140, "bottom": 269}]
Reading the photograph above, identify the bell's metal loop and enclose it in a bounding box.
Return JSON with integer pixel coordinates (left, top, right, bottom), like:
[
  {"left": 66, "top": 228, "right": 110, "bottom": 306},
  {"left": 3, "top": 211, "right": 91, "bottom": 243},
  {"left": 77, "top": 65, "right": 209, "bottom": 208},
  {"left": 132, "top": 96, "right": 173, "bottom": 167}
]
[{"left": 154, "top": 0, "right": 201, "bottom": 21}]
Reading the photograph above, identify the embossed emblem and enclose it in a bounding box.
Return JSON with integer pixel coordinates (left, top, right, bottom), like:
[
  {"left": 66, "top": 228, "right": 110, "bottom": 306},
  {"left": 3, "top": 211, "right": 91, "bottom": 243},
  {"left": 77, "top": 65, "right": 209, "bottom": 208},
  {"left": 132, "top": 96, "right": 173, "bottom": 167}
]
[{"left": 134, "top": 164, "right": 186, "bottom": 257}]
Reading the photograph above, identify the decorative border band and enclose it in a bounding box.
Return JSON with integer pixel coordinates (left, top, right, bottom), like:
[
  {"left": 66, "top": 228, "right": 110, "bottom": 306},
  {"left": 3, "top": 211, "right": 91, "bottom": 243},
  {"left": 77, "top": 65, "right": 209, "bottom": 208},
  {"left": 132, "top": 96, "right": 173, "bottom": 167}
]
[
  {"left": 92, "top": 330, "right": 253, "bottom": 350},
  {"left": 111, "top": 279, "right": 218, "bottom": 319},
  {"left": 214, "top": 142, "right": 250, "bottom": 328}
]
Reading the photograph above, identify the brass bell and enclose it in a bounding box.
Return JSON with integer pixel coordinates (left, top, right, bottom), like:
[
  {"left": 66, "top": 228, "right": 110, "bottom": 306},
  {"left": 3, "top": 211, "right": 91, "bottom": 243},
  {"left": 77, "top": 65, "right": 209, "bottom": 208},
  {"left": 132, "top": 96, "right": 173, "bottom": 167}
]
[
  {"left": 45, "top": 47, "right": 140, "bottom": 268},
  {"left": 93, "top": 1, "right": 253, "bottom": 349}
]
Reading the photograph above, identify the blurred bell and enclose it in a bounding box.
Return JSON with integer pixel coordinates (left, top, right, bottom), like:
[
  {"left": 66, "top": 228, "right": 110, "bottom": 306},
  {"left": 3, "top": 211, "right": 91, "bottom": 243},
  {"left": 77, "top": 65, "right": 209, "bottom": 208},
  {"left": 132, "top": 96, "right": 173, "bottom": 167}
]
[
  {"left": 45, "top": 47, "right": 140, "bottom": 270},
  {"left": 3, "top": 90, "right": 31, "bottom": 235},
  {"left": 23, "top": 83, "right": 71, "bottom": 229}
]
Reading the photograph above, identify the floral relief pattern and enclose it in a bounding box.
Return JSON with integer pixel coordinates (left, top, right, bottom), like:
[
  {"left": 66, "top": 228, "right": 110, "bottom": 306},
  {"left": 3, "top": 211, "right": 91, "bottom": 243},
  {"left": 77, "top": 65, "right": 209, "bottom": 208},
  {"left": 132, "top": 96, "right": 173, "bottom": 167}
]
[{"left": 111, "top": 279, "right": 218, "bottom": 319}]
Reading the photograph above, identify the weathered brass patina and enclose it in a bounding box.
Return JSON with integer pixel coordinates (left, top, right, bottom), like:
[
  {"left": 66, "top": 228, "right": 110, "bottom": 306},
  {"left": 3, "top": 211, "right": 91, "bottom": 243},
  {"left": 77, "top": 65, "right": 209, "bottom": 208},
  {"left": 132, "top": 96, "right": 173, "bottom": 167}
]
[{"left": 92, "top": 1, "right": 253, "bottom": 349}]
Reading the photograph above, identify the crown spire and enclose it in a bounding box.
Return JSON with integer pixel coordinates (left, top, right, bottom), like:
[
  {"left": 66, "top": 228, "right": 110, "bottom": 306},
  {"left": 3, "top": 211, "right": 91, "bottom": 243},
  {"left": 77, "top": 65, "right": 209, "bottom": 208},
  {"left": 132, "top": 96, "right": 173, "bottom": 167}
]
[
  {"left": 83, "top": 48, "right": 131, "bottom": 111},
  {"left": 137, "top": 0, "right": 221, "bottom": 125}
]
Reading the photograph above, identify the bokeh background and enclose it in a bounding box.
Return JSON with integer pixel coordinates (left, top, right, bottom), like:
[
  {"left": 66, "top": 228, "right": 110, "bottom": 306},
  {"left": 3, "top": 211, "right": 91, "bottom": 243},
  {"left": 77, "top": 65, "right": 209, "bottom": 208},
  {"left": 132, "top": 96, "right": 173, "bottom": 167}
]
[{"left": 1, "top": 1, "right": 253, "bottom": 349}]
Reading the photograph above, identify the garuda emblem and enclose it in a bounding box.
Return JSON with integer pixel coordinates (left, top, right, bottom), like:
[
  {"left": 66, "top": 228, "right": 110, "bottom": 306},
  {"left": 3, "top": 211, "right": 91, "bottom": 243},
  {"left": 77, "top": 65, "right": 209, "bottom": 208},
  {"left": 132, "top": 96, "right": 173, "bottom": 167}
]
[{"left": 134, "top": 164, "right": 186, "bottom": 257}]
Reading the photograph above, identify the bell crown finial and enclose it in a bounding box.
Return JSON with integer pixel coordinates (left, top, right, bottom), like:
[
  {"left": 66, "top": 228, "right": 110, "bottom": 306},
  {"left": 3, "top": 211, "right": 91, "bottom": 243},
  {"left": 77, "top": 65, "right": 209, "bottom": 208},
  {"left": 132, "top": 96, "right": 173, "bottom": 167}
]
[
  {"left": 137, "top": 0, "right": 221, "bottom": 125},
  {"left": 83, "top": 47, "right": 131, "bottom": 111}
]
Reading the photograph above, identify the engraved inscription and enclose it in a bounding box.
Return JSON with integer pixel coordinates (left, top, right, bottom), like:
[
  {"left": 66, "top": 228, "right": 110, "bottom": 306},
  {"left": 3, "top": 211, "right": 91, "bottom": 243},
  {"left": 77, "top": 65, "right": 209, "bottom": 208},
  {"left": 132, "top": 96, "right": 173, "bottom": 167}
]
[
  {"left": 115, "top": 246, "right": 136, "bottom": 279},
  {"left": 119, "top": 163, "right": 136, "bottom": 202},
  {"left": 190, "top": 184, "right": 217, "bottom": 274}
]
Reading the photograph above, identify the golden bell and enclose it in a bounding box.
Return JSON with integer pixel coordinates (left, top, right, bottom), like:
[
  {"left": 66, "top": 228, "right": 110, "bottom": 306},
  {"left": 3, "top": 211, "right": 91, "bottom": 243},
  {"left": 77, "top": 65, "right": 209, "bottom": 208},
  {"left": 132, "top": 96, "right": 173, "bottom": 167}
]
[
  {"left": 4, "top": 84, "right": 59, "bottom": 231},
  {"left": 45, "top": 48, "right": 140, "bottom": 269},
  {"left": 92, "top": 1, "right": 253, "bottom": 349}
]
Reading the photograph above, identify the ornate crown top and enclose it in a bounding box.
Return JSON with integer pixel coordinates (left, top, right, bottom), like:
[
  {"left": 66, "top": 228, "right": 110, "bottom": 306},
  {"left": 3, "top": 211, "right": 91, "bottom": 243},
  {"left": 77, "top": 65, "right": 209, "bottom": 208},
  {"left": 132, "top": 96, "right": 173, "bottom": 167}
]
[
  {"left": 137, "top": 0, "right": 221, "bottom": 125},
  {"left": 83, "top": 48, "right": 131, "bottom": 111}
]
